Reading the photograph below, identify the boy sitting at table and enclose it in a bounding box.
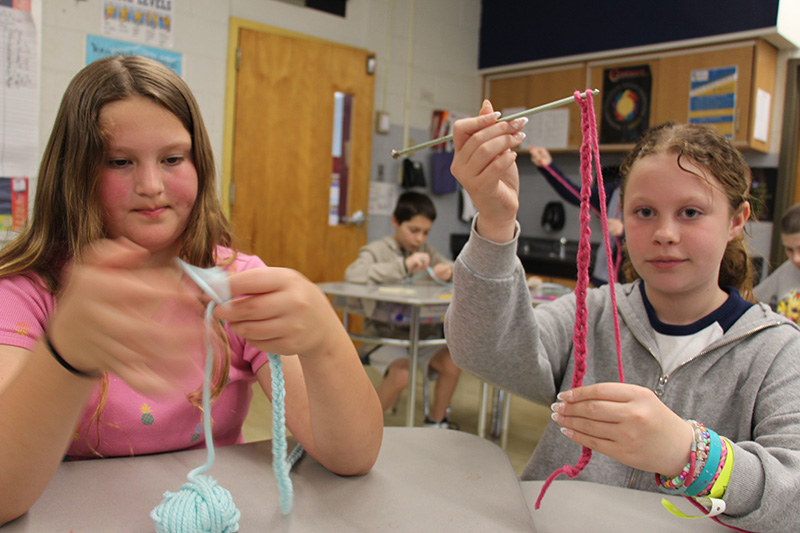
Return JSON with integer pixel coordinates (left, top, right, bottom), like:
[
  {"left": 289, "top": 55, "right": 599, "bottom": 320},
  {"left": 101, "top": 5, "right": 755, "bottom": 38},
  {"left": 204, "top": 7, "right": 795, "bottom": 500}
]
[{"left": 345, "top": 191, "right": 461, "bottom": 428}]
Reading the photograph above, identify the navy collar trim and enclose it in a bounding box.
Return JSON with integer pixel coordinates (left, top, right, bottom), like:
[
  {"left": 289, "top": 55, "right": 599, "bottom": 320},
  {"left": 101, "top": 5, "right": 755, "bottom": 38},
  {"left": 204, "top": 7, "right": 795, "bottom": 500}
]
[{"left": 639, "top": 282, "right": 753, "bottom": 335}]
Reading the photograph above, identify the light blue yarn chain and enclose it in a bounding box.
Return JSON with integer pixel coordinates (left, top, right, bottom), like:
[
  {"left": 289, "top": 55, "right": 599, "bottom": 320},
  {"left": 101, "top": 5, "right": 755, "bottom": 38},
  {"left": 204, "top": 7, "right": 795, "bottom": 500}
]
[
  {"left": 176, "top": 261, "right": 304, "bottom": 514},
  {"left": 402, "top": 265, "right": 453, "bottom": 287},
  {"left": 268, "top": 353, "right": 297, "bottom": 514}
]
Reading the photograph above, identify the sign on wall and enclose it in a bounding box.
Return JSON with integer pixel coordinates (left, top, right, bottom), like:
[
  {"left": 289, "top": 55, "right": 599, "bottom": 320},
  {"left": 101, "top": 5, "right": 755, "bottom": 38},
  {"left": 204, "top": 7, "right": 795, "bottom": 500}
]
[
  {"left": 101, "top": 0, "right": 174, "bottom": 49},
  {"left": 600, "top": 65, "right": 652, "bottom": 144},
  {"left": 688, "top": 65, "right": 738, "bottom": 139},
  {"left": 86, "top": 34, "right": 182, "bottom": 75}
]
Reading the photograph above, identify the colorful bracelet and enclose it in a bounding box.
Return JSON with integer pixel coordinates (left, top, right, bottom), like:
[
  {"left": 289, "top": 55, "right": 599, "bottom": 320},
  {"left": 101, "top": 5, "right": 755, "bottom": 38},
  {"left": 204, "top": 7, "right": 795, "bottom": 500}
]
[
  {"left": 698, "top": 437, "right": 728, "bottom": 497},
  {"left": 43, "top": 334, "right": 100, "bottom": 379},
  {"left": 684, "top": 428, "right": 722, "bottom": 497},
  {"left": 709, "top": 438, "right": 734, "bottom": 499},
  {"left": 656, "top": 420, "right": 708, "bottom": 494}
]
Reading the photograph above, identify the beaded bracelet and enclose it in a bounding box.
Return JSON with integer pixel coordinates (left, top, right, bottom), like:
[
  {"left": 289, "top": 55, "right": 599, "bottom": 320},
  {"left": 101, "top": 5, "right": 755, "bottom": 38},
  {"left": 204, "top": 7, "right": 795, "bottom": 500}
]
[
  {"left": 684, "top": 428, "right": 722, "bottom": 497},
  {"left": 656, "top": 420, "right": 709, "bottom": 494},
  {"left": 698, "top": 436, "right": 728, "bottom": 497}
]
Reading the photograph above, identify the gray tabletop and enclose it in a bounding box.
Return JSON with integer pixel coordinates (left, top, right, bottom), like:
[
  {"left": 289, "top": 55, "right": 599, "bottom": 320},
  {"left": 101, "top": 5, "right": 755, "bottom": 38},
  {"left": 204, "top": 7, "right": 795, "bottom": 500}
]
[
  {"left": 4, "top": 427, "right": 533, "bottom": 532},
  {"left": 318, "top": 281, "right": 453, "bottom": 306},
  {"left": 521, "top": 479, "right": 730, "bottom": 532}
]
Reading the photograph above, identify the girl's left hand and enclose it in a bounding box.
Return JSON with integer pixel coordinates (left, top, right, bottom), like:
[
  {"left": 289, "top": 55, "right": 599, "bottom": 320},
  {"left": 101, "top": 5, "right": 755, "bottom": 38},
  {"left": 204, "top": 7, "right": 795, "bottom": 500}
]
[
  {"left": 550, "top": 382, "right": 694, "bottom": 477},
  {"left": 212, "top": 267, "right": 341, "bottom": 358}
]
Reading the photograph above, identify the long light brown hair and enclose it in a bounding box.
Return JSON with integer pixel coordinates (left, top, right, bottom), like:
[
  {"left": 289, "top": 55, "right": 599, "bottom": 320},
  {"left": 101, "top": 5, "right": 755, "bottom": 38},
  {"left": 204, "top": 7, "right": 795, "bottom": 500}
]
[
  {"left": 0, "top": 56, "right": 236, "bottom": 454},
  {"left": 0, "top": 55, "right": 233, "bottom": 288},
  {"left": 618, "top": 122, "right": 756, "bottom": 300}
]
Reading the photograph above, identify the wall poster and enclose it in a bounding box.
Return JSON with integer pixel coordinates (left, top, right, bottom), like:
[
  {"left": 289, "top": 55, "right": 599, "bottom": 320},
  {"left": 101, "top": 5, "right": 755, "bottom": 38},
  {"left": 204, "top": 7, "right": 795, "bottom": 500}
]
[
  {"left": 688, "top": 65, "right": 737, "bottom": 139},
  {"left": 599, "top": 64, "right": 651, "bottom": 144}
]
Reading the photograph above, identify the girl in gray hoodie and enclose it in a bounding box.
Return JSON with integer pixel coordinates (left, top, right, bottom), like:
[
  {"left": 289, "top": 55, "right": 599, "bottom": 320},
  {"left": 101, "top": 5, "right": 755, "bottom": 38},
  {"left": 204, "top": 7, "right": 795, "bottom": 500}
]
[{"left": 444, "top": 103, "right": 800, "bottom": 533}]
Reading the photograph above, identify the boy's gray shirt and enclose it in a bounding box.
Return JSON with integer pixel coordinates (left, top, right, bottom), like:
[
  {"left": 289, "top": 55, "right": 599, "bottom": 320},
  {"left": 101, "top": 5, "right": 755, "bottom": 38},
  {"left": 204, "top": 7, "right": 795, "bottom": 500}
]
[
  {"left": 345, "top": 235, "right": 452, "bottom": 341},
  {"left": 444, "top": 221, "right": 800, "bottom": 533}
]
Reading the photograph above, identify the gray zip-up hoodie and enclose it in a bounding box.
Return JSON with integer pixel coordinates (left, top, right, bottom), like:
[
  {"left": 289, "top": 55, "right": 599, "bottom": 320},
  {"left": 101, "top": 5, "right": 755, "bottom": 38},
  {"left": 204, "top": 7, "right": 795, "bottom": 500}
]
[{"left": 444, "top": 223, "right": 800, "bottom": 533}]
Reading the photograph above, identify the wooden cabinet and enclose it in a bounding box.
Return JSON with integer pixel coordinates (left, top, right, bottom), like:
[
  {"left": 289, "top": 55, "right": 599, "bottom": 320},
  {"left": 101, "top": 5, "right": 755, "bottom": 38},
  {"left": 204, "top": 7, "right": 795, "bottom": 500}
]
[
  {"left": 485, "top": 63, "right": 587, "bottom": 149},
  {"left": 654, "top": 39, "right": 776, "bottom": 152},
  {"left": 485, "top": 39, "right": 777, "bottom": 153}
]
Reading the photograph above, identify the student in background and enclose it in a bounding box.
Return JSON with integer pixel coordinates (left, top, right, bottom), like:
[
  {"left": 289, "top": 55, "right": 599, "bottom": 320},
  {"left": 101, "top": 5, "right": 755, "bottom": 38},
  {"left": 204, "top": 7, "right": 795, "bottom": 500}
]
[
  {"left": 445, "top": 102, "right": 800, "bottom": 532},
  {"left": 0, "top": 55, "right": 383, "bottom": 525},
  {"left": 345, "top": 191, "right": 461, "bottom": 428},
  {"left": 754, "top": 202, "right": 800, "bottom": 312},
  {"left": 529, "top": 146, "right": 624, "bottom": 286}
]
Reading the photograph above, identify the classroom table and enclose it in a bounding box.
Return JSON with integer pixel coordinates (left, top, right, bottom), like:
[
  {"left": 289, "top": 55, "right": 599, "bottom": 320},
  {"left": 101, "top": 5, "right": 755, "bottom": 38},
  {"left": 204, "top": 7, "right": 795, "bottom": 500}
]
[
  {"left": 3, "top": 427, "right": 534, "bottom": 532},
  {"left": 521, "top": 480, "right": 731, "bottom": 533},
  {"left": 318, "top": 281, "right": 452, "bottom": 427}
]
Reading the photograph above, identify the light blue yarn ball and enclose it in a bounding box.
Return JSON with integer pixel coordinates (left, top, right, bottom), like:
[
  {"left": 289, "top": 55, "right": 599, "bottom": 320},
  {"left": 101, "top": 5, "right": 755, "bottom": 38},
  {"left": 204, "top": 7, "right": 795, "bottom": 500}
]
[{"left": 151, "top": 474, "right": 241, "bottom": 533}]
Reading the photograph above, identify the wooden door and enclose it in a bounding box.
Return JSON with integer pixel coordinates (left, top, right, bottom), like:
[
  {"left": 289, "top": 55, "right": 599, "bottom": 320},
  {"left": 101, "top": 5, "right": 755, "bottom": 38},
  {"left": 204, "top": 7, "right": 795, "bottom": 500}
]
[{"left": 230, "top": 27, "right": 374, "bottom": 282}]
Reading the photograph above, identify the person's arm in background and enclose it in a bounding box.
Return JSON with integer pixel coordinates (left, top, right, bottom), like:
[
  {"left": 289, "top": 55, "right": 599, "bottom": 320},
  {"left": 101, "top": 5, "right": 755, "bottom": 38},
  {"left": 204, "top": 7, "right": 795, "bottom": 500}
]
[
  {"left": 529, "top": 146, "right": 608, "bottom": 214},
  {"left": 344, "top": 241, "right": 406, "bottom": 284}
]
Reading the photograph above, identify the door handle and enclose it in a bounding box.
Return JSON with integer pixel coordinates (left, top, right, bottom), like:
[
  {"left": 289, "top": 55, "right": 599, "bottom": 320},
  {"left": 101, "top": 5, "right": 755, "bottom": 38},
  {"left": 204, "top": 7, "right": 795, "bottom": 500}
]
[{"left": 341, "top": 210, "right": 365, "bottom": 226}]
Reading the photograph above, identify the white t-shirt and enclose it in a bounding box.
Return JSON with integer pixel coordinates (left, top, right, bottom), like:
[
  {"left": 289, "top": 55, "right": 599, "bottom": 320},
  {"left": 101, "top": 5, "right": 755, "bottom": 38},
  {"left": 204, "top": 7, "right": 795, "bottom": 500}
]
[{"left": 640, "top": 284, "right": 753, "bottom": 375}]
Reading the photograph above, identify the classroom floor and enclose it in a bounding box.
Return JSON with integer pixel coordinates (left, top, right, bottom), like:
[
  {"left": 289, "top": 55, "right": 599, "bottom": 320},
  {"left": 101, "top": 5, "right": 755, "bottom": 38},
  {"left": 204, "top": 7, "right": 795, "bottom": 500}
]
[{"left": 242, "top": 365, "right": 552, "bottom": 476}]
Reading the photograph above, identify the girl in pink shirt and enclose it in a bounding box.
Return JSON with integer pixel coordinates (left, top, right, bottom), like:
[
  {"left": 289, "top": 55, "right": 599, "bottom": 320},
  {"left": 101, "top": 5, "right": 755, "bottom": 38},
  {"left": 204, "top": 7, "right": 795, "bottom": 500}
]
[{"left": 0, "top": 55, "right": 382, "bottom": 525}]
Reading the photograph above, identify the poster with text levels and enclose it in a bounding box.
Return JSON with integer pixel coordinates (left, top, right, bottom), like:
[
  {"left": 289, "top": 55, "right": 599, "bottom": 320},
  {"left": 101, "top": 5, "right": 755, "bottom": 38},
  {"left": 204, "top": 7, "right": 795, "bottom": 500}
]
[{"left": 102, "top": 0, "right": 174, "bottom": 49}]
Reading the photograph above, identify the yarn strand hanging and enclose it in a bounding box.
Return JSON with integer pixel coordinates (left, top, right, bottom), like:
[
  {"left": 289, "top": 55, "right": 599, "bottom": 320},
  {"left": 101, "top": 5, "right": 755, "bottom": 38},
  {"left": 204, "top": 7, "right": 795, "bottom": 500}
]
[
  {"left": 151, "top": 262, "right": 303, "bottom": 532},
  {"left": 534, "top": 90, "right": 624, "bottom": 510}
]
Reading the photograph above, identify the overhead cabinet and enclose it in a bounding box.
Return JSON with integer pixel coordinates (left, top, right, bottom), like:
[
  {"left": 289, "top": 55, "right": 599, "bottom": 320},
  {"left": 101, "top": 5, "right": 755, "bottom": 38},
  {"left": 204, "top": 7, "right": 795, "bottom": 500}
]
[{"left": 484, "top": 39, "right": 777, "bottom": 153}]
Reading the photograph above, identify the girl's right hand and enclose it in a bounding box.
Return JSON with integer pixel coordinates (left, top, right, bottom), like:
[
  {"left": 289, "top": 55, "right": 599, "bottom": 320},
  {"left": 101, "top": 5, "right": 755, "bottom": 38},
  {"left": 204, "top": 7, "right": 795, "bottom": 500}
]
[
  {"left": 47, "top": 239, "right": 204, "bottom": 394},
  {"left": 450, "top": 100, "right": 526, "bottom": 244}
]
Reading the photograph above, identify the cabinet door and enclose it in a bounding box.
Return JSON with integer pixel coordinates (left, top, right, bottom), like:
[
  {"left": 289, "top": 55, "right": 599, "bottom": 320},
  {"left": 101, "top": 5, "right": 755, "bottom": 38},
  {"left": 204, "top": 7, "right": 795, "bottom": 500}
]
[
  {"left": 485, "top": 74, "right": 529, "bottom": 111},
  {"left": 656, "top": 40, "right": 776, "bottom": 151},
  {"left": 485, "top": 64, "right": 586, "bottom": 150},
  {"left": 526, "top": 64, "right": 586, "bottom": 148}
]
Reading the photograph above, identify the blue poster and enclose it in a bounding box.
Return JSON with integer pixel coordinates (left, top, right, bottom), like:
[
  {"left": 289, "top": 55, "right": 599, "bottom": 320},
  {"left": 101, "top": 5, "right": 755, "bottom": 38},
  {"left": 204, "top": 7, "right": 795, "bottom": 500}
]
[
  {"left": 688, "top": 66, "right": 737, "bottom": 138},
  {"left": 86, "top": 34, "right": 181, "bottom": 75}
]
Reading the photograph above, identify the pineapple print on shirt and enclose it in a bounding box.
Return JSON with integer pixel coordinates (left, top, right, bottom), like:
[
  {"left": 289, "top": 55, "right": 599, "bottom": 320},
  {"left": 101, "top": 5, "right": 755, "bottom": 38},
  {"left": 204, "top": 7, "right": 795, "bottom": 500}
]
[
  {"left": 140, "top": 403, "right": 155, "bottom": 426},
  {"left": 190, "top": 423, "right": 203, "bottom": 442}
]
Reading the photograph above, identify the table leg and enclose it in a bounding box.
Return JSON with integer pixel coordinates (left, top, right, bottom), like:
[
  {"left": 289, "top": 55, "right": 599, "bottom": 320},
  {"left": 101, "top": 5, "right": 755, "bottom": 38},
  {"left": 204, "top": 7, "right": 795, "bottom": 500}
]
[
  {"left": 500, "top": 392, "right": 512, "bottom": 450},
  {"left": 406, "top": 305, "right": 420, "bottom": 427},
  {"left": 478, "top": 381, "right": 490, "bottom": 438}
]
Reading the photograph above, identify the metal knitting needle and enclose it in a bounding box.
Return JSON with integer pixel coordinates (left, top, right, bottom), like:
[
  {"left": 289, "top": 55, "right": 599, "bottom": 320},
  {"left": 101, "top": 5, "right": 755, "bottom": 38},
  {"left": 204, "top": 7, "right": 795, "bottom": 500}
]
[{"left": 390, "top": 89, "right": 600, "bottom": 159}]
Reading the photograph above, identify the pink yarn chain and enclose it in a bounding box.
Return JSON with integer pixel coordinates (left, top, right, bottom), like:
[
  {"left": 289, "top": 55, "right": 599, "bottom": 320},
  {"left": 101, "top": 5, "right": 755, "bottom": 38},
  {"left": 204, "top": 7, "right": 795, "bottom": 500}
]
[{"left": 534, "top": 90, "right": 624, "bottom": 510}]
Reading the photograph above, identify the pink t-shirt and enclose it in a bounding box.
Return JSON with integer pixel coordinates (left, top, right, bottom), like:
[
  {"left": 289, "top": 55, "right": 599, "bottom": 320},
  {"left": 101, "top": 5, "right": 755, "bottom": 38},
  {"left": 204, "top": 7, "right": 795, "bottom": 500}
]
[{"left": 0, "top": 249, "right": 271, "bottom": 459}]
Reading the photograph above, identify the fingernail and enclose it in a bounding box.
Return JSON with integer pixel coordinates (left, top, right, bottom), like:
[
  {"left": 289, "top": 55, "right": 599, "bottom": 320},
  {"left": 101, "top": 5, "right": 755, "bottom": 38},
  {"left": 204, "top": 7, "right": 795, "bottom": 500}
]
[
  {"left": 550, "top": 402, "right": 563, "bottom": 413},
  {"left": 511, "top": 117, "right": 528, "bottom": 130},
  {"left": 513, "top": 131, "right": 526, "bottom": 141},
  {"left": 484, "top": 111, "right": 501, "bottom": 123},
  {"left": 557, "top": 391, "right": 572, "bottom": 402},
  {"left": 550, "top": 412, "right": 560, "bottom": 422},
  {"left": 560, "top": 427, "right": 574, "bottom": 438}
]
